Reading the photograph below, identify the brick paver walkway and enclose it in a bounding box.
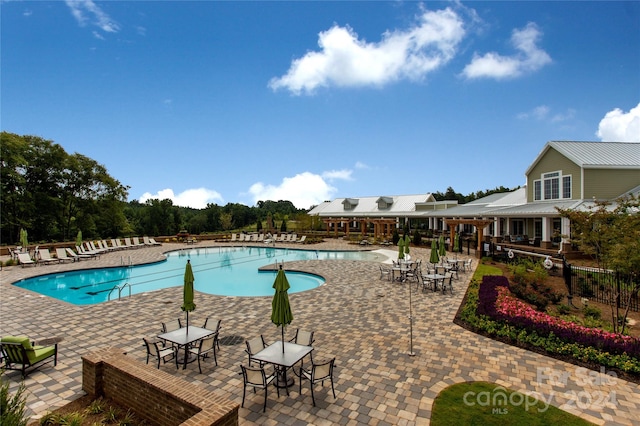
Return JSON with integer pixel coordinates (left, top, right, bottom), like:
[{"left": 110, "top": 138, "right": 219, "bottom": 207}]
[{"left": 1, "top": 240, "right": 638, "bottom": 425}]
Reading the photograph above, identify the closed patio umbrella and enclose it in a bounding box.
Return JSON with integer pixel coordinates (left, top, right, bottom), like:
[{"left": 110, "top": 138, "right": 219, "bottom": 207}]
[
  {"left": 76, "top": 230, "right": 83, "bottom": 248},
  {"left": 429, "top": 239, "right": 440, "bottom": 264},
  {"left": 181, "top": 259, "right": 196, "bottom": 330},
  {"left": 19, "top": 228, "right": 28, "bottom": 249},
  {"left": 439, "top": 235, "right": 446, "bottom": 257},
  {"left": 397, "top": 238, "right": 405, "bottom": 260},
  {"left": 271, "top": 265, "right": 293, "bottom": 353},
  {"left": 404, "top": 234, "right": 411, "bottom": 256},
  {"left": 453, "top": 233, "right": 460, "bottom": 253}
]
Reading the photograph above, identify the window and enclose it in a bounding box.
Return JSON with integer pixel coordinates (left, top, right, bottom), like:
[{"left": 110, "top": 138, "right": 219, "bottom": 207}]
[
  {"left": 562, "top": 176, "right": 571, "bottom": 199},
  {"left": 539, "top": 171, "right": 571, "bottom": 200},
  {"left": 511, "top": 220, "right": 524, "bottom": 236}
]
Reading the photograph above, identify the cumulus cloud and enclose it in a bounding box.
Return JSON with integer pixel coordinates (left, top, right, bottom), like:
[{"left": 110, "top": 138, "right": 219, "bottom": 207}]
[
  {"left": 139, "top": 188, "right": 224, "bottom": 209},
  {"left": 269, "top": 7, "right": 465, "bottom": 95},
  {"left": 248, "top": 171, "right": 345, "bottom": 209},
  {"left": 65, "top": 0, "right": 120, "bottom": 33},
  {"left": 462, "top": 22, "right": 551, "bottom": 80},
  {"left": 596, "top": 102, "right": 640, "bottom": 142}
]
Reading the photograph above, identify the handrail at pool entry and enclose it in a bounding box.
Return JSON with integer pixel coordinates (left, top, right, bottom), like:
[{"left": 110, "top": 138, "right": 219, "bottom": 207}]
[{"left": 108, "top": 282, "right": 132, "bottom": 301}]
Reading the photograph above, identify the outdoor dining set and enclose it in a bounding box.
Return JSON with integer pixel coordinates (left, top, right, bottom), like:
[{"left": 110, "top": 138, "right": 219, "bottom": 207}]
[
  {"left": 143, "top": 320, "right": 336, "bottom": 412},
  {"left": 381, "top": 257, "right": 472, "bottom": 294}
]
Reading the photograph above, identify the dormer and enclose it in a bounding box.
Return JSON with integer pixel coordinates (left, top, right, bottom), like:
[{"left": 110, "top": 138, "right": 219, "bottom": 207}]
[
  {"left": 342, "top": 198, "right": 359, "bottom": 210},
  {"left": 376, "top": 196, "right": 393, "bottom": 209}
]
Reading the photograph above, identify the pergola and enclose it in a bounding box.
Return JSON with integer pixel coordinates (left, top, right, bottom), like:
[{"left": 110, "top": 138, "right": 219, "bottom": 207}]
[
  {"left": 444, "top": 218, "right": 494, "bottom": 259},
  {"left": 321, "top": 217, "right": 397, "bottom": 239}
]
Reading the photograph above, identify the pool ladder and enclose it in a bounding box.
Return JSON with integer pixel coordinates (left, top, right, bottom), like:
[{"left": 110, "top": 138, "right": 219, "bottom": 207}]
[
  {"left": 120, "top": 256, "right": 132, "bottom": 266},
  {"left": 108, "top": 282, "right": 131, "bottom": 301}
]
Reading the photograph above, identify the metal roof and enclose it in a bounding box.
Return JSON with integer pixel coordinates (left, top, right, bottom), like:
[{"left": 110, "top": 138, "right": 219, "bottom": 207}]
[
  {"left": 308, "top": 193, "right": 435, "bottom": 217},
  {"left": 526, "top": 141, "right": 640, "bottom": 175}
]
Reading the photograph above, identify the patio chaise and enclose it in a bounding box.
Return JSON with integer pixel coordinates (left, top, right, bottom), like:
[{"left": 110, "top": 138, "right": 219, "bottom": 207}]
[
  {"left": 38, "top": 248, "right": 60, "bottom": 265},
  {"left": 55, "top": 248, "right": 75, "bottom": 263},
  {"left": 17, "top": 252, "right": 36, "bottom": 267},
  {"left": 66, "top": 247, "right": 92, "bottom": 261},
  {"left": 0, "top": 335, "right": 58, "bottom": 378}
]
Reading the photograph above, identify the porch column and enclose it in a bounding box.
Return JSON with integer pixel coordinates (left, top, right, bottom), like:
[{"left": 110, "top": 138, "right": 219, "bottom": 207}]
[
  {"left": 493, "top": 217, "right": 499, "bottom": 238},
  {"left": 560, "top": 216, "right": 571, "bottom": 252},
  {"left": 541, "top": 217, "right": 552, "bottom": 248}
]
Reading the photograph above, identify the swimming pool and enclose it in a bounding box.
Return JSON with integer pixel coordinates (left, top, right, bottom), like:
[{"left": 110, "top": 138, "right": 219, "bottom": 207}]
[{"left": 14, "top": 246, "right": 381, "bottom": 305}]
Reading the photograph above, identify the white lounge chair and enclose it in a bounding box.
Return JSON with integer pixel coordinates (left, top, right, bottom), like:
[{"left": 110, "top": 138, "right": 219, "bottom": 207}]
[
  {"left": 149, "top": 237, "right": 162, "bottom": 245},
  {"left": 132, "top": 236, "right": 145, "bottom": 248},
  {"left": 18, "top": 253, "right": 36, "bottom": 268},
  {"left": 55, "top": 248, "right": 75, "bottom": 263},
  {"left": 66, "top": 247, "right": 92, "bottom": 261},
  {"left": 143, "top": 236, "right": 161, "bottom": 246},
  {"left": 230, "top": 233, "right": 237, "bottom": 242},
  {"left": 38, "top": 249, "right": 59, "bottom": 265},
  {"left": 296, "top": 235, "right": 306, "bottom": 244}
]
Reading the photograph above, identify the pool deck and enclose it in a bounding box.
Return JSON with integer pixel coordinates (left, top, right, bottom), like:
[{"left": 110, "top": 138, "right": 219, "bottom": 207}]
[{"left": 1, "top": 240, "right": 639, "bottom": 425}]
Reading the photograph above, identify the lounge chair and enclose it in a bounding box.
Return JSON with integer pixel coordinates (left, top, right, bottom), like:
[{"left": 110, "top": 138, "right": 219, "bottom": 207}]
[
  {"left": 112, "top": 238, "right": 126, "bottom": 250},
  {"left": 124, "top": 237, "right": 138, "bottom": 249},
  {"left": 38, "top": 249, "right": 60, "bottom": 265},
  {"left": 149, "top": 237, "right": 162, "bottom": 246},
  {"left": 132, "top": 236, "right": 145, "bottom": 248},
  {"left": 55, "top": 248, "right": 75, "bottom": 263},
  {"left": 257, "top": 234, "right": 264, "bottom": 242},
  {"left": 77, "top": 245, "right": 99, "bottom": 258},
  {"left": 66, "top": 247, "right": 92, "bottom": 261},
  {"left": 1, "top": 335, "right": 58, "bottom": 378},
  {"left": 296, "top": 235, "right": 307, "bottom": 244},
  {"left": 230, "top": 233, "right": 237, "bottom": 242},
  {"left": 89, "top": 241, "right": 108, "bottom": 254},
  {"left": 143, "top": 236, "right": 161, "bottom": 246},
  {"left": 17, "top": 253, "right": 36, "bottom": 267},
  {"left": 238, "top": 234, "right": 245, "bottom": 242}
]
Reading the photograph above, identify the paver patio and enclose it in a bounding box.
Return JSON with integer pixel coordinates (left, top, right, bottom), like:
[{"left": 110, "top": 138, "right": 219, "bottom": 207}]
[{"left": 1, "top": 240, "right": 638, "bottom": 425}]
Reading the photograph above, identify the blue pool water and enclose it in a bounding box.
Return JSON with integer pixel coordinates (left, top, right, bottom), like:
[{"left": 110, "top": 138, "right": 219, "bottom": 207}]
[{"left": 14, "top": 246, "right": 379, "bottom": 305}]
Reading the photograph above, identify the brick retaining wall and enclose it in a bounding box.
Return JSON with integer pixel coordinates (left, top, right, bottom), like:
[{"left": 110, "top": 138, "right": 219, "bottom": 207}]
[{"left": 82, "top": 347, "right": 238, "bottom": 426}]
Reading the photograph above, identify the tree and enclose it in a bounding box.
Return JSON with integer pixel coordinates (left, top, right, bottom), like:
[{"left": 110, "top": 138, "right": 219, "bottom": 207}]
[{"left": 558, "top": 195, "right": 640, "bottom": 333}]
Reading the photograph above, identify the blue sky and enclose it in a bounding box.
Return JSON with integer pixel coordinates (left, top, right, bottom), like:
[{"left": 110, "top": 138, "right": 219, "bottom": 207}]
[{"left": 2, "top": 1, "right": 639, "bottom": 209}]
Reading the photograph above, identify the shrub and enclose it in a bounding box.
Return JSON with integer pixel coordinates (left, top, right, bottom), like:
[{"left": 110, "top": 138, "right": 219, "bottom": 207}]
[
  {"left": 1, "top": 372, "right": 28, "bottom": 426},
  {"left": 583, "top": 306, "right": 602, "bottom": 320},
  {"left": 557, "top": 304, "right": 571, "bottom": 315}
]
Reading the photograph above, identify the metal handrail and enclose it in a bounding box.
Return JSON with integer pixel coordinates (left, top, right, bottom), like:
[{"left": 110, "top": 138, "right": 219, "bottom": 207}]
[{"left": 108, "top": 282, "right": 132, "bottom": 301}]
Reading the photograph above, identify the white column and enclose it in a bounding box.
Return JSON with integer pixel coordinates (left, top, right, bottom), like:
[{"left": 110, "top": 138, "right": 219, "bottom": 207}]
[
  {"left": 542, "top": 217, "right": 552, "bottom": 243},
  {"left": 493, "top": 217, "right": 499, "bottom": 237},
  {"left": 561, "top": 217, "right": 571, "bottom": 251}
]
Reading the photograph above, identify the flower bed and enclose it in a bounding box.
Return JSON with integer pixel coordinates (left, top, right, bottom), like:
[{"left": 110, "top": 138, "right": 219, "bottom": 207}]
[{"left": 479, "top": 275, "right": 640, "bottom": 358}]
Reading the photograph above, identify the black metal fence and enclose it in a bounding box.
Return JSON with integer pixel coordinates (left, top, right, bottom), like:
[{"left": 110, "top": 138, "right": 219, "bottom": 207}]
[{"left": 563, "top": 259, "right": 639, "bottom": 312}]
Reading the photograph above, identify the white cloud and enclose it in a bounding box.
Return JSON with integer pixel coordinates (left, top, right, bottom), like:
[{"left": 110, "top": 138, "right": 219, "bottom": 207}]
[
  {"left": 139, "top": 188, "right": 224, "bottom": 209},
  {"left": 269, "top": 7, "right": 465, "bottom": 95},
  {"left": 65, "top": 0, "right": 120, "bottom": 33},
  {"left": 322, "top": 169, "right": 353, "bottom": 181},
  {"left": 596, "top": 102, "right": 640, "bottom": 142},
  {"left": 462, "top": 22, "right": 551, "bottom": 80},
  {"left": 248, "top": 172, "right": 342, "bottom": 209},
  {"left": 355, "top": 161, "right": 370, "bottom": 169}
]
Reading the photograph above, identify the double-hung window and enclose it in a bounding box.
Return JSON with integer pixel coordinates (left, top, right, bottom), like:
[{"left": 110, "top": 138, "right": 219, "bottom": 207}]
[{"left": 534, "top": 171, "right": 571, "bottom": 200}]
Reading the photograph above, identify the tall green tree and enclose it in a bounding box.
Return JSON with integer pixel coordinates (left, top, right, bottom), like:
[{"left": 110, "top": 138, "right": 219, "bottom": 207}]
[{"left": 558, "top": 195, "right": 640, "bottom": 333}]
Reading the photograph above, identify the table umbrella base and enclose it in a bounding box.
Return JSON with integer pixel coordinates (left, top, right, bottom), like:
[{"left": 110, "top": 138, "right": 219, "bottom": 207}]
[{"left": 275, "top": 367, "right": 295, "bottom": 388}]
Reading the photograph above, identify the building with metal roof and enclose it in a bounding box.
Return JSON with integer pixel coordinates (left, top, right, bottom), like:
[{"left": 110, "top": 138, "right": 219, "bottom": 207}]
[{"left": 310, "top": 141, "right": 640, "bottom": 253}]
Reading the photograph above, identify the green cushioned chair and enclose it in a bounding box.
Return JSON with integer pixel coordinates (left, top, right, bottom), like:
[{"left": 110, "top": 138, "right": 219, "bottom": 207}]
[{"left": 1, "top": 335, "right": 58, "bottom": 378}]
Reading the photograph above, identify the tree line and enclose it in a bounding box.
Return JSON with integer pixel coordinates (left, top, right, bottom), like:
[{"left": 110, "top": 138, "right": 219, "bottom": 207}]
[{"left": 1, "top": 132, "right": 516, "bottom": 245}]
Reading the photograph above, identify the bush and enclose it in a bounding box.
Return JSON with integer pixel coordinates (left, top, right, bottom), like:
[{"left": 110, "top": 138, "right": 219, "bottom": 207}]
[
  {"left": 1, "top": 371, "right": 28, "bottom": 426},
  {"left": 557, "top": 304, "right": 571, "bottom": 315},
  {"left": 583, "top": 306, "right": 602, "bottom": 320}
]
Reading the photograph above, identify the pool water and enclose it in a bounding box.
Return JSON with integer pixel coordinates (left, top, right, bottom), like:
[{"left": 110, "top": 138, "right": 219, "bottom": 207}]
[{"left": 14, "top": 246, "right": 380, "bottom": 305}]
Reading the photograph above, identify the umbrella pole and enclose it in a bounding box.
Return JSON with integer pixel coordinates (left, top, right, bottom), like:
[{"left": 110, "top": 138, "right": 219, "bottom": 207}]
[
  {"left": 408, "top": 280, "right": 415, "bottom": 356},
  {"left": 281, "top": 325, "right": 285, "bottom": 353}
]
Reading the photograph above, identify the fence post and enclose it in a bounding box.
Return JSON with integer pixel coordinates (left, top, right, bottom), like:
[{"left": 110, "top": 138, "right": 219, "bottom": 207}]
[{"left": 563, "top": 256, "right": 573, "bottom": 306}]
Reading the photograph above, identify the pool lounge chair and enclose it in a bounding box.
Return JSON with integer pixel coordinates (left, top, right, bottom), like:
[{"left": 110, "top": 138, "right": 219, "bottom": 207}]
[
  {"left": 132, "top": 236, "right": 145, "bottom": 248},
  {"left": 296, "top": 235, "right": 306, "bottom": 244},
  {"left": 143, "top": 236, "right": 161, "bottom": 246},
  {"left": 17, "top": 253, "right": 36, "bottom": 267},
  {"left": 38, "top": 249, "right": 60, "bottom": 265},
  {"left": 55, "top": 248, "right": 75, "bottom": 263},
  {"left": 230, "top": 233, "right": 237, "bottom": 242},
  {"left": 66, "top": 247, "right": 92, "bottom": 261}
]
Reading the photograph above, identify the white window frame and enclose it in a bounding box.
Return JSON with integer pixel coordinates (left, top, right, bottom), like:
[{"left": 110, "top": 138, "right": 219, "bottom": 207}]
[{"left": 539, "top": 171, "right": 571, "bottom": 200}]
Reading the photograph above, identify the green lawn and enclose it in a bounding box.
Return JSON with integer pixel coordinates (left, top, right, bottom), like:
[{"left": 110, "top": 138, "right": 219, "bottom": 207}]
[{"left": 431, "top": 381, "right": 595, "bottom": 426}]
